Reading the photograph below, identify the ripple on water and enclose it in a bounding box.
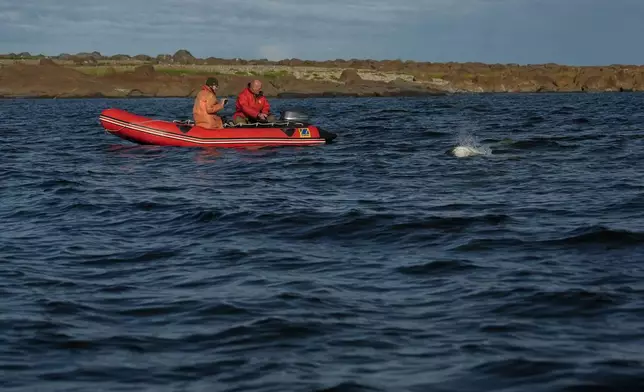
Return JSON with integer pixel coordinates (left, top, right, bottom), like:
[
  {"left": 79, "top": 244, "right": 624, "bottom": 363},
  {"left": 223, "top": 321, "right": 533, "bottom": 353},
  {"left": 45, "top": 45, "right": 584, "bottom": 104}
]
[{"left": 1, "top": 94, "right": 644, "bottom": 392}]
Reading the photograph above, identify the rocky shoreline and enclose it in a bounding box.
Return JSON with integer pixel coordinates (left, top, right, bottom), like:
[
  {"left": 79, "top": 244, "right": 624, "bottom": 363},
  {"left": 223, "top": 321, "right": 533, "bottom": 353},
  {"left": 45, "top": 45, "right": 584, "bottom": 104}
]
[{"left": 1, "top": 50, "right": 644, "bottom": 99}]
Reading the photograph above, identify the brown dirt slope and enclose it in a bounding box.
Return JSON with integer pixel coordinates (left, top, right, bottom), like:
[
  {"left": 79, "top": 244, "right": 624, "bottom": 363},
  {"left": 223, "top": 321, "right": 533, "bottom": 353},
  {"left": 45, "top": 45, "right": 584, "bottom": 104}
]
[{"left": 1, "top": 50, "right": 643, "bottom": 98}]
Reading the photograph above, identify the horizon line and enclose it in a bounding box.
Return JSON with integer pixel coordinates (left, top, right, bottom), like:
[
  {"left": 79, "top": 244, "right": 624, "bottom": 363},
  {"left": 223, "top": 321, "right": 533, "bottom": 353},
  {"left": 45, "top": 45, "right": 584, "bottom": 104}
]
[{"left": 1, "top": 49, "right": 643, "bottom": 68}]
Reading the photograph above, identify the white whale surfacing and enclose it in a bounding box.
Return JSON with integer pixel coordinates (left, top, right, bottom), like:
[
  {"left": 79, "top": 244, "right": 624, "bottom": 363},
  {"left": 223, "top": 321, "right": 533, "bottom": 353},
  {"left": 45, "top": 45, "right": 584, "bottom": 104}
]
[
  {"left": 452, "top": 145, "right": 484, "bottom": 157},
  {"left": 450, "top": 132, "right": 491, "bottom": 158}
]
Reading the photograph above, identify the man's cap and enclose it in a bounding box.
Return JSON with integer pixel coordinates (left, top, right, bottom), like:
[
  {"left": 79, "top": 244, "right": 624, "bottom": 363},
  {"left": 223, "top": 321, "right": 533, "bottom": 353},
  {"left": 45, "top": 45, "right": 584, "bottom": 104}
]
[{"left": 205, "top": 77, "right": 219, "bottom": 87}]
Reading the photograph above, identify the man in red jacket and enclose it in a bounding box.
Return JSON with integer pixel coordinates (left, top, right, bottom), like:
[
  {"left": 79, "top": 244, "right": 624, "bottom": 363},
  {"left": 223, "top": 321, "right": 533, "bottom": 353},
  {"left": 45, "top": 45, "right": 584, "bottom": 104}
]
[{"left": 233, "top": 80, "right": 277, "bottom": 124}]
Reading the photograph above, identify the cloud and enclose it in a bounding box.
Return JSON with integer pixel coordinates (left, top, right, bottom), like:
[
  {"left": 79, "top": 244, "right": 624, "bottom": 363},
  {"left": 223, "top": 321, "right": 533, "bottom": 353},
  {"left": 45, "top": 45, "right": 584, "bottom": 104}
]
[
  {"left": 1, "top": 0, "right": 423, "bottom": 58},
  {"left": 1, "top": 0, "right": 644, "bottom": 65}
]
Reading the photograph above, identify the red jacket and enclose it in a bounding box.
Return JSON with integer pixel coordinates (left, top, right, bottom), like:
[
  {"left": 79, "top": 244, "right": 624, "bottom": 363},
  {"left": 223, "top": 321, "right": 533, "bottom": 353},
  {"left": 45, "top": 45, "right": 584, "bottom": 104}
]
[{"left": 233, "top": 88, "right": 270, "bottom": 120}]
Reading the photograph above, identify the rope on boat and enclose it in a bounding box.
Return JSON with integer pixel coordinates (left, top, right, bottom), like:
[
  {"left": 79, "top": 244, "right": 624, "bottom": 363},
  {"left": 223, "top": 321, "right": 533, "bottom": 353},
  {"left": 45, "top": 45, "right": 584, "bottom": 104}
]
[{"left": 102, "top": 116, "right": 307, "bottom": 134}]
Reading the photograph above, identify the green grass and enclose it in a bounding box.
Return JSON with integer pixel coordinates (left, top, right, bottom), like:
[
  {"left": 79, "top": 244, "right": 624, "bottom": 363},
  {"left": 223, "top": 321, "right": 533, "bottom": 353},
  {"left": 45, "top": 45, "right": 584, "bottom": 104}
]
[
  {"left": 72, "top": 65, "right": 220, "bottom": 77},
  {"left": 155, "top": 68, "right": 217, "bottom": 76},
  {"left": 261, "top": 70, "right": 290, "bottom": 79},
  {"left": 54, "top": 64, "right": 298, "bottom": 79}
]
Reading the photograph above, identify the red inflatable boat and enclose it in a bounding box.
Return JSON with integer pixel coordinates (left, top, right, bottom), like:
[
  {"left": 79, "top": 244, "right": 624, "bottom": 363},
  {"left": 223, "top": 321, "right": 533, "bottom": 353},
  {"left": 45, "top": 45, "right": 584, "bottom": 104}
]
[{"left": 98, "top": 108, "right": 337, "bottom": 148}]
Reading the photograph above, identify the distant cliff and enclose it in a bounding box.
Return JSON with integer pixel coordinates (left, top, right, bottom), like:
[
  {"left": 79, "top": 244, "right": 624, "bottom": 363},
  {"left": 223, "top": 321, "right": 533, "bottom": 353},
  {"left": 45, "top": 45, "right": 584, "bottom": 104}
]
[{"left": 1, "top": 49, "right": 643, "bottom": 98}]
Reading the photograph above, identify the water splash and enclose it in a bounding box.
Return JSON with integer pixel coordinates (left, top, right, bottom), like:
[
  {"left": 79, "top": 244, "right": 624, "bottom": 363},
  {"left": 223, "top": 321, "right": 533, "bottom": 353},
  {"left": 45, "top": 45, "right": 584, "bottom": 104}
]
[{"left": 451, "top": 131, "right": 492, "bottom": 158}]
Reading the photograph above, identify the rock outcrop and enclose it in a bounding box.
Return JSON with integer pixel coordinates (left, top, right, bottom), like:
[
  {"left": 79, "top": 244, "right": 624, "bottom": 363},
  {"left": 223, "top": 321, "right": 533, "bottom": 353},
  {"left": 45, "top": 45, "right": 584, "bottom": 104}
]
[
  {"left": 0, "top": 63, "right": 444, "bottom": 98},
  {"left": 2, "top": 51, "right": 644, "bottom": 98}
]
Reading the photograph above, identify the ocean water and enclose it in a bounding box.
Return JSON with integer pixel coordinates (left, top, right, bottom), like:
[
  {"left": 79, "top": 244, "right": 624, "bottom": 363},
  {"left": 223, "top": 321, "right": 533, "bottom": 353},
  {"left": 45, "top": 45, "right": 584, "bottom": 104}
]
[{"left": 1, "top": 93, "right": 644, "bottom": 392}]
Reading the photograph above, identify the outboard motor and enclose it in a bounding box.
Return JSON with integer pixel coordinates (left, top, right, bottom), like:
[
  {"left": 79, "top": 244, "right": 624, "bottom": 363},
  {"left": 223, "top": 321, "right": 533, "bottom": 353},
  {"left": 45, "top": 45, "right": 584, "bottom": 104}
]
[{"left": 280, "top": 109, "right": 310, "bottom": 122}]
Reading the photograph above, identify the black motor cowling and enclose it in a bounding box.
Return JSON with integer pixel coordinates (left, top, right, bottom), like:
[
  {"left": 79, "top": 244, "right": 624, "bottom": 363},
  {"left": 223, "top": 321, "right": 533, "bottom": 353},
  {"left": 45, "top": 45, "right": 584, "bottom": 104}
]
[{"left": 279, "top": 108, "right": 337, "bottom": 142}]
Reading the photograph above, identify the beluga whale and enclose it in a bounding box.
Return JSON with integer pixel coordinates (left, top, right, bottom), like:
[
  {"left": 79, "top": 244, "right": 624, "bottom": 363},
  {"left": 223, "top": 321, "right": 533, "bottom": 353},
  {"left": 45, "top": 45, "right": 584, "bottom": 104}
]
[{"left": 450, "top": 145, "right": 488, "bottom": 157}]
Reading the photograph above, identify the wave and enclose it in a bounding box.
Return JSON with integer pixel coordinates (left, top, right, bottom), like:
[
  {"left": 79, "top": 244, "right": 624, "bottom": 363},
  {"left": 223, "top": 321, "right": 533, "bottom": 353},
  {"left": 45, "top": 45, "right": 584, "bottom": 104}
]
[
  {"left": 454, "top": 225, "right": 644, "bottom": 252},
  {"left": 471, "top": 357, "right": 574, "bottom": 379},
  {"left": 506, "top": 138, "right": 577, "bottom": 150},
  {"left": 282, "top": 211, "right": 513, "bottom": 242},
  {"left": 396, "top": 259, "right": 482, "bottom": 276},
  {"left": 544, "top": 225, "right": 644, "bottom": 247},
  {"left": 489, "top": 288, "right": 625, "bottom": 318},
  {"left": 4, "top": 93, "right": 644, "bottom": 392},
  {"left": 314, "top": 382, "right": 384, "bottom": 392}
]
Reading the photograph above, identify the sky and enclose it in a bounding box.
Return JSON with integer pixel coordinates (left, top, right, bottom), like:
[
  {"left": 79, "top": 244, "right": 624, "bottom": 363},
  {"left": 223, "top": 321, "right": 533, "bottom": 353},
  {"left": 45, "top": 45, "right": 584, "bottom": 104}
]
[{"left": 1, "top": 0, "right": 643, "bottom": 66}]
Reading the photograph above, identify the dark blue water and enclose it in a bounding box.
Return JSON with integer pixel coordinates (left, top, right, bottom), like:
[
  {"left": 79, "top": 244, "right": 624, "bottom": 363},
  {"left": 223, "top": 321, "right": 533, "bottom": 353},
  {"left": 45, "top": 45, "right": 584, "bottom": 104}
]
[{"left": 2, "top": 93, "right": 644, "bottom": 392}]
